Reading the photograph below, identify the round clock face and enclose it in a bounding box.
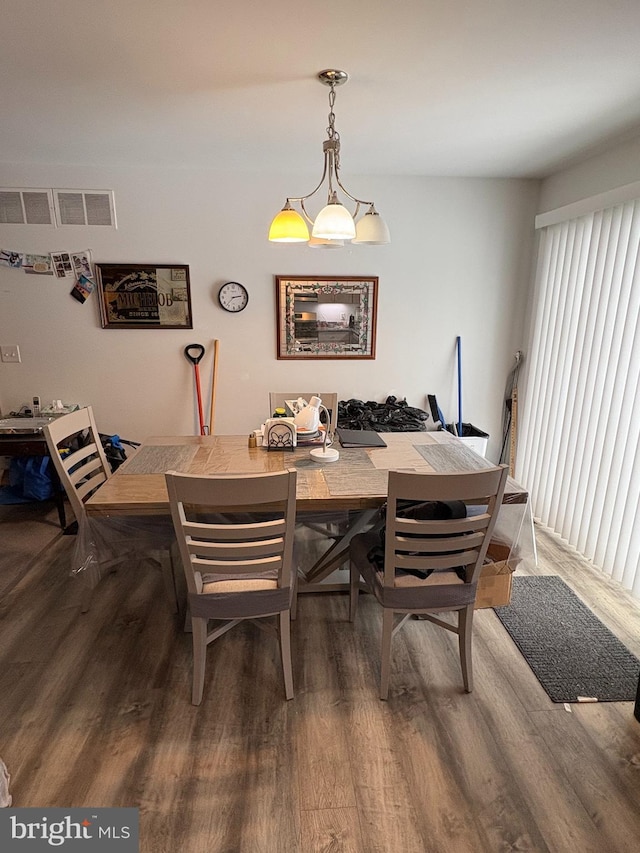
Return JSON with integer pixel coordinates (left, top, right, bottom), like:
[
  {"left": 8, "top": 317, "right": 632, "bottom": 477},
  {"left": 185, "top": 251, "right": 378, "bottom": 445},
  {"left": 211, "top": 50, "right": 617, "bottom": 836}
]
[{"left": 218, "top": 281, "right": 248, "bottom": 313}]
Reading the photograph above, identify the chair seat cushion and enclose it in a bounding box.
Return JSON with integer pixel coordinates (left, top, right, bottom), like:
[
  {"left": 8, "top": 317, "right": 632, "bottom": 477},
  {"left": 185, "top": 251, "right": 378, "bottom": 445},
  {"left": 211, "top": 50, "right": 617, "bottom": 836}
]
[
  {"left": 202, "top": 577, "right": 277, "bottom": 594},
  {"left": 190, "top": 574, "right": 291, "bottom": 619},
  {"left": 351, "top": 530, "right": 477, "bottom": 611}
]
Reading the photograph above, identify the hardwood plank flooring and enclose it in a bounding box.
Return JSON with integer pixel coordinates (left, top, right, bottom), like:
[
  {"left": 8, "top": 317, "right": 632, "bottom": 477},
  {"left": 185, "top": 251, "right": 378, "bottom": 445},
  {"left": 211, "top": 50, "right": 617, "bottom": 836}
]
[
  {"left": 0, "top": 500, "right": 66, "bottom": 598},
  {"left": 1, "top": 504, "right": 639, "bottom": 852}
]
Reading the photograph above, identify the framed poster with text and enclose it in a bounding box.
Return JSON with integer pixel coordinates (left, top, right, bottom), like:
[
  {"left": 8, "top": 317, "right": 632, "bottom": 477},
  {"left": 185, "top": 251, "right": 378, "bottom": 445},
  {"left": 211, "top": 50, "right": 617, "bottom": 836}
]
[{"left": 95, "top": 263, "right": 193, "bottom": 329}]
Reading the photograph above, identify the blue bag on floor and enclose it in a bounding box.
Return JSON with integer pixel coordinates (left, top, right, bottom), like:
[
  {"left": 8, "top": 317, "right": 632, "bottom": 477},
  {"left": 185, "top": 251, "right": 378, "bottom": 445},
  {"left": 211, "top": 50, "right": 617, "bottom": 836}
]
[{"left": 9, "top": 456, "right": 54, "bottom": 501}]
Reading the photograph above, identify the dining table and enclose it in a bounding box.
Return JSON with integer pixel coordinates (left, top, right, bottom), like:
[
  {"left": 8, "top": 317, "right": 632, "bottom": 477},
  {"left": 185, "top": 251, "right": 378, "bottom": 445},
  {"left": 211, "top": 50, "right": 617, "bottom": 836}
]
[{"left": 84, "top": 430, "right": 534, "bottom": 593}]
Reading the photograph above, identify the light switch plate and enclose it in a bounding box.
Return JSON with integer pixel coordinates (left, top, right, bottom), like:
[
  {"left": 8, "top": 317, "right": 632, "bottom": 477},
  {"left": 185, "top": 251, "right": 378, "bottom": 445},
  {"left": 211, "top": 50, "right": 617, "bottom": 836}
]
[{"left": 0, "top": 345, "right": 21, "bottom": 363}]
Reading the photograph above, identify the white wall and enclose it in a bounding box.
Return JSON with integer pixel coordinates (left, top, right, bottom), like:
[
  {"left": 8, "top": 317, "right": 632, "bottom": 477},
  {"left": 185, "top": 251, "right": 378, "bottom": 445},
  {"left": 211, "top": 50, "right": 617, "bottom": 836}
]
[
  {"left": 538, "top": 134, "right": 640, "bottom": 213},
  {"left": 0, "top": 163, "right": 538, "bottom": 462}
]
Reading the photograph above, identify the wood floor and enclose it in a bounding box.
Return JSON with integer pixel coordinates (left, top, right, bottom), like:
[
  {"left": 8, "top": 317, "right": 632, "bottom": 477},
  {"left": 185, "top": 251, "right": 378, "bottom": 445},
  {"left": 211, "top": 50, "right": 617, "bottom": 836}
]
[{"left": 1, "top": 500, "right": 639, "bottom": 852}]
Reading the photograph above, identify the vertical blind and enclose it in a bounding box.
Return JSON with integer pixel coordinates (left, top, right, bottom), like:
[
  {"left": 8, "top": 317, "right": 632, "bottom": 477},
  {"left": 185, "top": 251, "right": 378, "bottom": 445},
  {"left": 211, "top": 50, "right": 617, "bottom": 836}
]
[{"left": 518, "top": 199, "right": 640, "bottom": 599}]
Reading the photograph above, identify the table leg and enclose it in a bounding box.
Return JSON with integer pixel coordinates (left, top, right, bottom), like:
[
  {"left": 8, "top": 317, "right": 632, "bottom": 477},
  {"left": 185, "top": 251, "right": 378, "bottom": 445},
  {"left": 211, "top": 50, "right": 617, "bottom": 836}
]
[
  {"left": 54, "top": 490, "right": 67, "bottom": 531},
  {"left": 47, "top": 464, "right": 75, "bottom": 533},
  {"left": 298, "top": 508, "right": 378, "bottom": 593}
]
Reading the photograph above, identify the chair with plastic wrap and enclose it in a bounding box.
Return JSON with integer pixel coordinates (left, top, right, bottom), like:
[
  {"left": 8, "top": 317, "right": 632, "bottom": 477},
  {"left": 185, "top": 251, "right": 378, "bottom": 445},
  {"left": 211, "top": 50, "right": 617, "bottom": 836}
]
[
  {"left": 349, "top": 465, "right": 508, "bottom": 699},
  {"left": 43, "top": 407, "right": 177, "bottom": 614},
  {"left": 43, "top": 407, "right": 110, "bottom": 530},
  {"left": 165, "top": 468, "right": 297, "bottom": 705}
]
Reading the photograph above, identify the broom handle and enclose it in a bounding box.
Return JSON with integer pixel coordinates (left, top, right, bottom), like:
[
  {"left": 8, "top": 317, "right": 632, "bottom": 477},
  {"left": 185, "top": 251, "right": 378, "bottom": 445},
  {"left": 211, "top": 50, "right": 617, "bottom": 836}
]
[
  {"left": 456, "top": 336, "right": 462, "bottom": 437},
  {"left": 509, "top": 385, "right": 518, "bottom": 478},
  {"left": 209, "top": 339, "right": 219, "bottom": 435},
  {"left": 509, "top": 351, "right": 522, "bottom": 477}
]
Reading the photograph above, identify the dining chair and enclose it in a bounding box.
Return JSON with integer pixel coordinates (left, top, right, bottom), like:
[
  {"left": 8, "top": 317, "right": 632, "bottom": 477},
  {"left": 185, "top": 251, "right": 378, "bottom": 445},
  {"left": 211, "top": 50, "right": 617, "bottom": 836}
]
[
  {"left": 349, "top": 465, "right": 508, "bottom": 699},
  {"left": 43, "top": 407, "right": 110, "bottom": 528},
  {"left": 43, "top": 407, "right": 177, "bottom": 614},
  {"left": 165, "top": 468, "right": 297, "bottom": 705}
]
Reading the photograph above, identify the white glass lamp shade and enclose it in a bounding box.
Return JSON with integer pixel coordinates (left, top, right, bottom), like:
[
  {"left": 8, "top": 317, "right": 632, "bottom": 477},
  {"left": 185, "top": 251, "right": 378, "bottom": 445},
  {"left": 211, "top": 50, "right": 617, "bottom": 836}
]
[
  {"left": 308, "top": 235, "right": 345, "bottom": 248},
  {"left": 269, "top": 206, "right": 310, "bottom": 242},
  {"left": 312, "top": 202, "right": 356, "bottom": 240},
  {"left": 352, "top": 209, "right": 391, "bottom": 244},
  {"left": 293, "top": 396, "right": 322, "bottom": 432}
]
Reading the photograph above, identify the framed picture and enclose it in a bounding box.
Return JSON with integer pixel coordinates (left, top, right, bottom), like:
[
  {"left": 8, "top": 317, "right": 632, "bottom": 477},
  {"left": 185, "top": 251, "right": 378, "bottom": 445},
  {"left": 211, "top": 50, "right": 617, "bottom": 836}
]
[
  {"left": 95, "top": 263, "right": 193, "bottom": 329},
  {"left": 276, "top": 276, "right": 378, "bottom": 359}
]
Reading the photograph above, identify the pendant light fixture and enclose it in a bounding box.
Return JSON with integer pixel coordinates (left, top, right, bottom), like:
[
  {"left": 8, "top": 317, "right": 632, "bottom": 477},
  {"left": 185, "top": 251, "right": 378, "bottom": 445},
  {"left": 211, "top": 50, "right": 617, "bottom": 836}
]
[{"left": 268, "top": 70, "right": 390, "bottom": 247}]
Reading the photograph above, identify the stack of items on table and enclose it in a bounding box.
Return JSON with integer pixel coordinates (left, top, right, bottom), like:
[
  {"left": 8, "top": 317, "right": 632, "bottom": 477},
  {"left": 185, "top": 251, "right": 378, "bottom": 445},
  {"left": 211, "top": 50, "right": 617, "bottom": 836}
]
[{"left": 337, "top": 396, "right": 441, "bottom": 432}]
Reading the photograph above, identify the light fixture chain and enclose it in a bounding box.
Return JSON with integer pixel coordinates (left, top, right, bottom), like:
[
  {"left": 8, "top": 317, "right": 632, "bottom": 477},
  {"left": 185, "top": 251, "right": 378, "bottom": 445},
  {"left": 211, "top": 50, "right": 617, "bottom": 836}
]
[
  {"left": 268, "top": 69, "right": 390, "bottom": 245},
  {"left": 326, "top": 83, "right": 341, "bottom": 170}
]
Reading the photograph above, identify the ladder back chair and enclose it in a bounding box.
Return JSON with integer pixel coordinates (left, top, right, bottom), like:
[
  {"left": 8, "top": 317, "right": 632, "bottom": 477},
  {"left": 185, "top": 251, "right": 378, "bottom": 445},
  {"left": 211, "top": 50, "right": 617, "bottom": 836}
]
[
  {"left": 43, "top": 407, "right": 114, "bottom": 612},
  {"left": 44, "top": 407, "right": 177, "bottom": 614},
  {"left": 165, "top": 468, "right": 298, "bottom": 705},
  {"left": 43, "top": 406, "right": 111, "bottom": 529},
  {"left": 350, "top": 465, "right": 508, "bottom": 699}
]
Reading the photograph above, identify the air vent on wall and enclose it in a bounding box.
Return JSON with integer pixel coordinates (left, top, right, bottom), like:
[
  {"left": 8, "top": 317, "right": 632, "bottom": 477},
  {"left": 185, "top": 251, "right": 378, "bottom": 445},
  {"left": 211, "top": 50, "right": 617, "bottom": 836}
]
[
  {"left": 53, "top": 189, "right": 117, "bottom": 228},
  {"left": 0, "top": 189, "right": 55, "bottom": 225}
]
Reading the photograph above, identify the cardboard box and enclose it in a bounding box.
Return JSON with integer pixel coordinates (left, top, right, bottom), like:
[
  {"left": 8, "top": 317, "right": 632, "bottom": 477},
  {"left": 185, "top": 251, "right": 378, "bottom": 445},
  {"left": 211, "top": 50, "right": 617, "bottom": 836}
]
[{"left": 475, "top": 542, "right": 514, "bottom": 609}]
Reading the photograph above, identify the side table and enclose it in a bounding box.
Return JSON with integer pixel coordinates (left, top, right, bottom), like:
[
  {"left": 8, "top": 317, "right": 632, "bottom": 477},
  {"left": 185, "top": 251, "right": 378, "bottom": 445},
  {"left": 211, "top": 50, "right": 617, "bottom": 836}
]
[{"left": 0, "top": 418, "right": 69, "bottom": 531}]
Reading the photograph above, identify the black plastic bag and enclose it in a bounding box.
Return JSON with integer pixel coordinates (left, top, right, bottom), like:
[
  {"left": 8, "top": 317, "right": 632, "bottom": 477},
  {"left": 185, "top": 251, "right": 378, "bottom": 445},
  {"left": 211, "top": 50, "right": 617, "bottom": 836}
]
[
  {"left": 367, "top": 499, "right": 468, "bottom": 580},
  {"left": 99, "top": 434, "right": 140, "bottom": 472},
  {"left": 337, "top": 396, "right": 435, "bottom": 432}
]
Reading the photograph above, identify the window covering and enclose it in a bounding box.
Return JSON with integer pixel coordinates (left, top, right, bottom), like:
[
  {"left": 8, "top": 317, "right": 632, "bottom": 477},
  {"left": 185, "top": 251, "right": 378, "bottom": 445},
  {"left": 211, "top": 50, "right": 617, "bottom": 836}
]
[{"left": 519, "top": 199, "right": 640, "bottom": 598}]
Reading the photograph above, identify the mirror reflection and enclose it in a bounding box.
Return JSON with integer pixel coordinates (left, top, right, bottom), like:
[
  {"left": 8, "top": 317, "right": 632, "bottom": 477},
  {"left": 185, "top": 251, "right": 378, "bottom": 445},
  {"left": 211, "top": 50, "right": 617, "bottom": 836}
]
[{"left": 276, "top": 277, "right": 378, "bottom": 360}]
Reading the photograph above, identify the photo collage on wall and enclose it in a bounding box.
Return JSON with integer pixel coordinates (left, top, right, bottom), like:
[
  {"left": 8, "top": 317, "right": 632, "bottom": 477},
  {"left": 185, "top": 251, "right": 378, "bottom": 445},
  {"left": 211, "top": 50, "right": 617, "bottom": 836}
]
[{"left": 0, "top": 248, "right": 95, "bottom": 303}]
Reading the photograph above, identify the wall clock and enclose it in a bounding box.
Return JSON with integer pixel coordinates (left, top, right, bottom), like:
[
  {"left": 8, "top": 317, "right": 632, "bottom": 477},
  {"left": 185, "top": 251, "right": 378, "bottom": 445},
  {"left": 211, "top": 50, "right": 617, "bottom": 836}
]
[{"left": 218, "top": 281, "right": 249, "bottom": 313}]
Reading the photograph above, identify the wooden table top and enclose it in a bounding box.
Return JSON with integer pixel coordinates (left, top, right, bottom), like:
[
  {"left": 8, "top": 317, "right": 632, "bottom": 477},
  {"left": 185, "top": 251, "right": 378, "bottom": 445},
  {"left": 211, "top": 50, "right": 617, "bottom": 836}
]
[{"left": 85, "top": 430, "right": 528, "bottom": 516}]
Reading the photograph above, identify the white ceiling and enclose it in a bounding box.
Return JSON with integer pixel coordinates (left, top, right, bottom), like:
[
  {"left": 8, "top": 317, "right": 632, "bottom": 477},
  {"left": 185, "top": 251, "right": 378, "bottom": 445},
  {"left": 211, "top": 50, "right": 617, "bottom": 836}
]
[{"left": 3, "top": 0, "right": 640, "bottom": 179}]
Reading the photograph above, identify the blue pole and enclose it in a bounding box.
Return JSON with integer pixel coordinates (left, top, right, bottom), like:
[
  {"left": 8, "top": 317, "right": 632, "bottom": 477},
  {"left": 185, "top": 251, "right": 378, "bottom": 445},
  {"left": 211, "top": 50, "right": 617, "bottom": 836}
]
[{"left": 456, "top": 336, "right": 462, "bottom": 437}]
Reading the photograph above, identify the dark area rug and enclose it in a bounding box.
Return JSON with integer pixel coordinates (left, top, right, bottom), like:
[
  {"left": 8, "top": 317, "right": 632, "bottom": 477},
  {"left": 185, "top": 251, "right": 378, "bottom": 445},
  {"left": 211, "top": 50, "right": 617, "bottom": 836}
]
[{"left": 494, "top": 575, "right": 640, "bottom": 703}]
